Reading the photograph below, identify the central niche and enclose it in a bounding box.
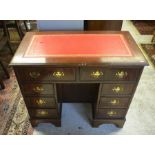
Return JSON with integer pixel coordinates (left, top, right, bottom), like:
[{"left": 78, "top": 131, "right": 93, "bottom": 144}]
[{"left": 56, "top": 83, "right": 99, "bottom": 103}]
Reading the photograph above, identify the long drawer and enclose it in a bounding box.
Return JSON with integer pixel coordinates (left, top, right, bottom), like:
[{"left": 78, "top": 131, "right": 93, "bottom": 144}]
[
  {"left": 25, "top": 97, "right": 56, "bottom": 108},
  {"left": 16, "top": 67, "right": 76, "bottom": 82},
  {"left": 80, "top": 67, "right": 140, "bottom": 81},
  {"left": 101, "top": 83, "right": 135, "bottom": 96},
  {"left": 29, "top": 109, "right": 58, "bottom": 119},
  {"left": 22, "top": 83, "right": 55, "bottom": 95},
  {"left": 96, "top": 108, "right": 127, "bottom": 119},
  {"left": 98, "top": 97, "right": 130, "bottom": 108}
]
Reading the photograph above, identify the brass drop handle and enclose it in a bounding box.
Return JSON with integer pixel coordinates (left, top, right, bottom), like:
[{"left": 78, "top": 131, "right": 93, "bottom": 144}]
[
  {"left": 91, "top": 70, "right": 103, "bottom": 78},
  {"left": 115, "top": 71, "right": 128, "bottom": 79},
  {"left": 29, "top": 72, "right": 40, "bottom": 79},
  {"left": 53, "top": 71, "right": 64, "bottom": 78},
  {"left": 112, "top": 86, "right": 123, "bottom": 93},
  {"left": 33, "top": 86, "right": 44, "bottom": 93},
  {"left": 38, "top": 110, "right": 48, "bottom": 116},
  {"left": 110, "top": 99, "right": 120, "bottom": 105},
  {"left": 107, "top": 111, "right": 117, "bottom": 116},
  {"left": 35, "top": 99, "right": 46, "bottom": 105}
]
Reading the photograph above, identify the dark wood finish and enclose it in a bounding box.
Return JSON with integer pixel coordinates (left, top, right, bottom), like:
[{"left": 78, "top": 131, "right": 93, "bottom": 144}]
[
  {"left": 80, "top": 67, "right": 141, "bottom": 81},
  {"left": 95, "top": 108, "right": 127, "bottom": 119},
  {"left": 17, "top": 67, "right": 76, "bottom": 82},
  {"left": 57, "top": 83, "right": 99, "bottom": 103},
  {"left": 30, "top": 119, "right": 61, "bottom": 127},
  {"left": 105, "top": 68, "right": 141, "bottom": 81},
  {"left": 101, "top": 83, "right": 135, "bottom": 96},
  {"left": 25, "top": 97, "right": 56, "bottom": 108},
  {"left": 84, "top": 20, "right": 123, "bottom": 31},
  {"left": 98, "top": 97, "right": 130, "bottom": 108},
  {"left": 29, "top": 109, "right": 59, "bottom": 118},
  {"left": 92, "top": 118, "right": 125, "bottom": 128},
  {"left": 22, "top": 83, "right": 55, "bottom": 95},
  {"left": 80, "top": 67, "right": 106, "bottom": 81},
  {"left": 30, "top": 102, "right": 62, "bottom": 127},
  {"left": 10, "top": 31, "right": 148, "bottom": 128}
]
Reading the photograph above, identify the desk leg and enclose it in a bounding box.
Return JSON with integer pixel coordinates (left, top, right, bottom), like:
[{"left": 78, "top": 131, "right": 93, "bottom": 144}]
[
  {"left": 92, "top": 118, "right": 126, "bottom": 128},
  {"left": 30, "top": 119, "right": 61, "bottom": 127}
]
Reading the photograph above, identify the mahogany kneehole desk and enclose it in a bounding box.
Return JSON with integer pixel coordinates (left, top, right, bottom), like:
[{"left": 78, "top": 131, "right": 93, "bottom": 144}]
[{"left": 10, "top": 31, "right": 148, "bottom": 128}]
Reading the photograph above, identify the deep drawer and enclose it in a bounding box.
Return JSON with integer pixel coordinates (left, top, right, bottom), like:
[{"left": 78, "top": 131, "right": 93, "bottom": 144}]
[
  {"left": 101, "top": 83, "right": 135, "bottom": 96},
  {"left": 29, "top": 109, "right": 58, "bottom": 119},
  {"left": 16, "top": 67, "right": 76, "bottom": 81},
  {"left": 25, "top": 97, "right": 56, "bottom": 108},
  {"left": 96, "top": 108, "right": 127, "bottom": 119},
  {"left": 98, "top": 97, "right": 130, "bottom": 108},
  {"left": 22, "top": 83, "right": 55, "bottom": 95}
]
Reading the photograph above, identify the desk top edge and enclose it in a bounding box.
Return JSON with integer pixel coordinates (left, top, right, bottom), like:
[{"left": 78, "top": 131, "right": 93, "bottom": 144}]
[{"left": 10, "top": 31, "right": 148, "bottom": 66}]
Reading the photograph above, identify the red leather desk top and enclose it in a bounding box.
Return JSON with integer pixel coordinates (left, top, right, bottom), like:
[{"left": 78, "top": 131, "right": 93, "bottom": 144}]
[{"left": 24, "top": 34, "right": 132, "bottom": 57}]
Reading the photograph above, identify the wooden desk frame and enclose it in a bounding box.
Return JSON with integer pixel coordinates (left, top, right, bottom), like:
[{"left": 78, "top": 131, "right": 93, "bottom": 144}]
[{"left": 10, "top": 31, "right": 148, "bottom": 128}]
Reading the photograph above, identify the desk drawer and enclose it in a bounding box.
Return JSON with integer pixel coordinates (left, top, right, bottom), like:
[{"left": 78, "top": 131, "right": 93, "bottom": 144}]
[
  {"left": 101, "top": 83, "right": 135, "bottom": 96},
  {"left": 22, "top": 84, "right": 55, "bottom": 95},
  {"left": 105, "top": 68, "right": 140, "bottom": 81},
  {"left": 80, "top": 67, "right": 106, "bottom": 81},
  {"left": 96, "top": 109, "right": 127, "bottom": 119},
  {"left": 25, "top": 97, "right": 56, "bottom": 108},
  {"left": 17, "top": 67, "right": 76, "bottom": 81},
  {"left": 99, "top": 97, "right": 130, "bottom": 108},
  {"left": 29, "top": 109, "right": 58, "bottom": 118},
  {"left": 80, "top": 67, "right": 140, "bottom": 81}
]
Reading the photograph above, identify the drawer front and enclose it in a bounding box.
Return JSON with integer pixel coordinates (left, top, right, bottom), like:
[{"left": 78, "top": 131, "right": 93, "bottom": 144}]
[
  {"left": 17, "top": 67, "right": 76, "bottom": 81},
  {"left": 80, "top": 67, "right": 140, "bottom": 81},
  {"left": 96, "top": 109, "right": 127, "bottom": 119},
  {"left": 29, "top": 109, "right": 58, "bottom": 118},
  {"left": 80, "top": 67, "right": 106, "bottom": 81},
  {"left": 25, "top": 97, "right": 56, "bottom": 108},
  {"left": 101, "top": 83, "right": 135, "bottom": 96},
  {"left": 22, "top": 84, "right": 55, "bottom": 95},
  {"left": 48, "top": 68, "right": 76, "bottom": 81},
  {"left": 105, "top": 68, "right": 140, "bottom": 81},
  {"left": 99, "top": 97, "right": 130, "bottom": 108}
]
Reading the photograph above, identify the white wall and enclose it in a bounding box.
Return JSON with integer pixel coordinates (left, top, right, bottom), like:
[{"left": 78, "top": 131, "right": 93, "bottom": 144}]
[{"left": 37, "top": 20, "right": 84, "bottom": 31}]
